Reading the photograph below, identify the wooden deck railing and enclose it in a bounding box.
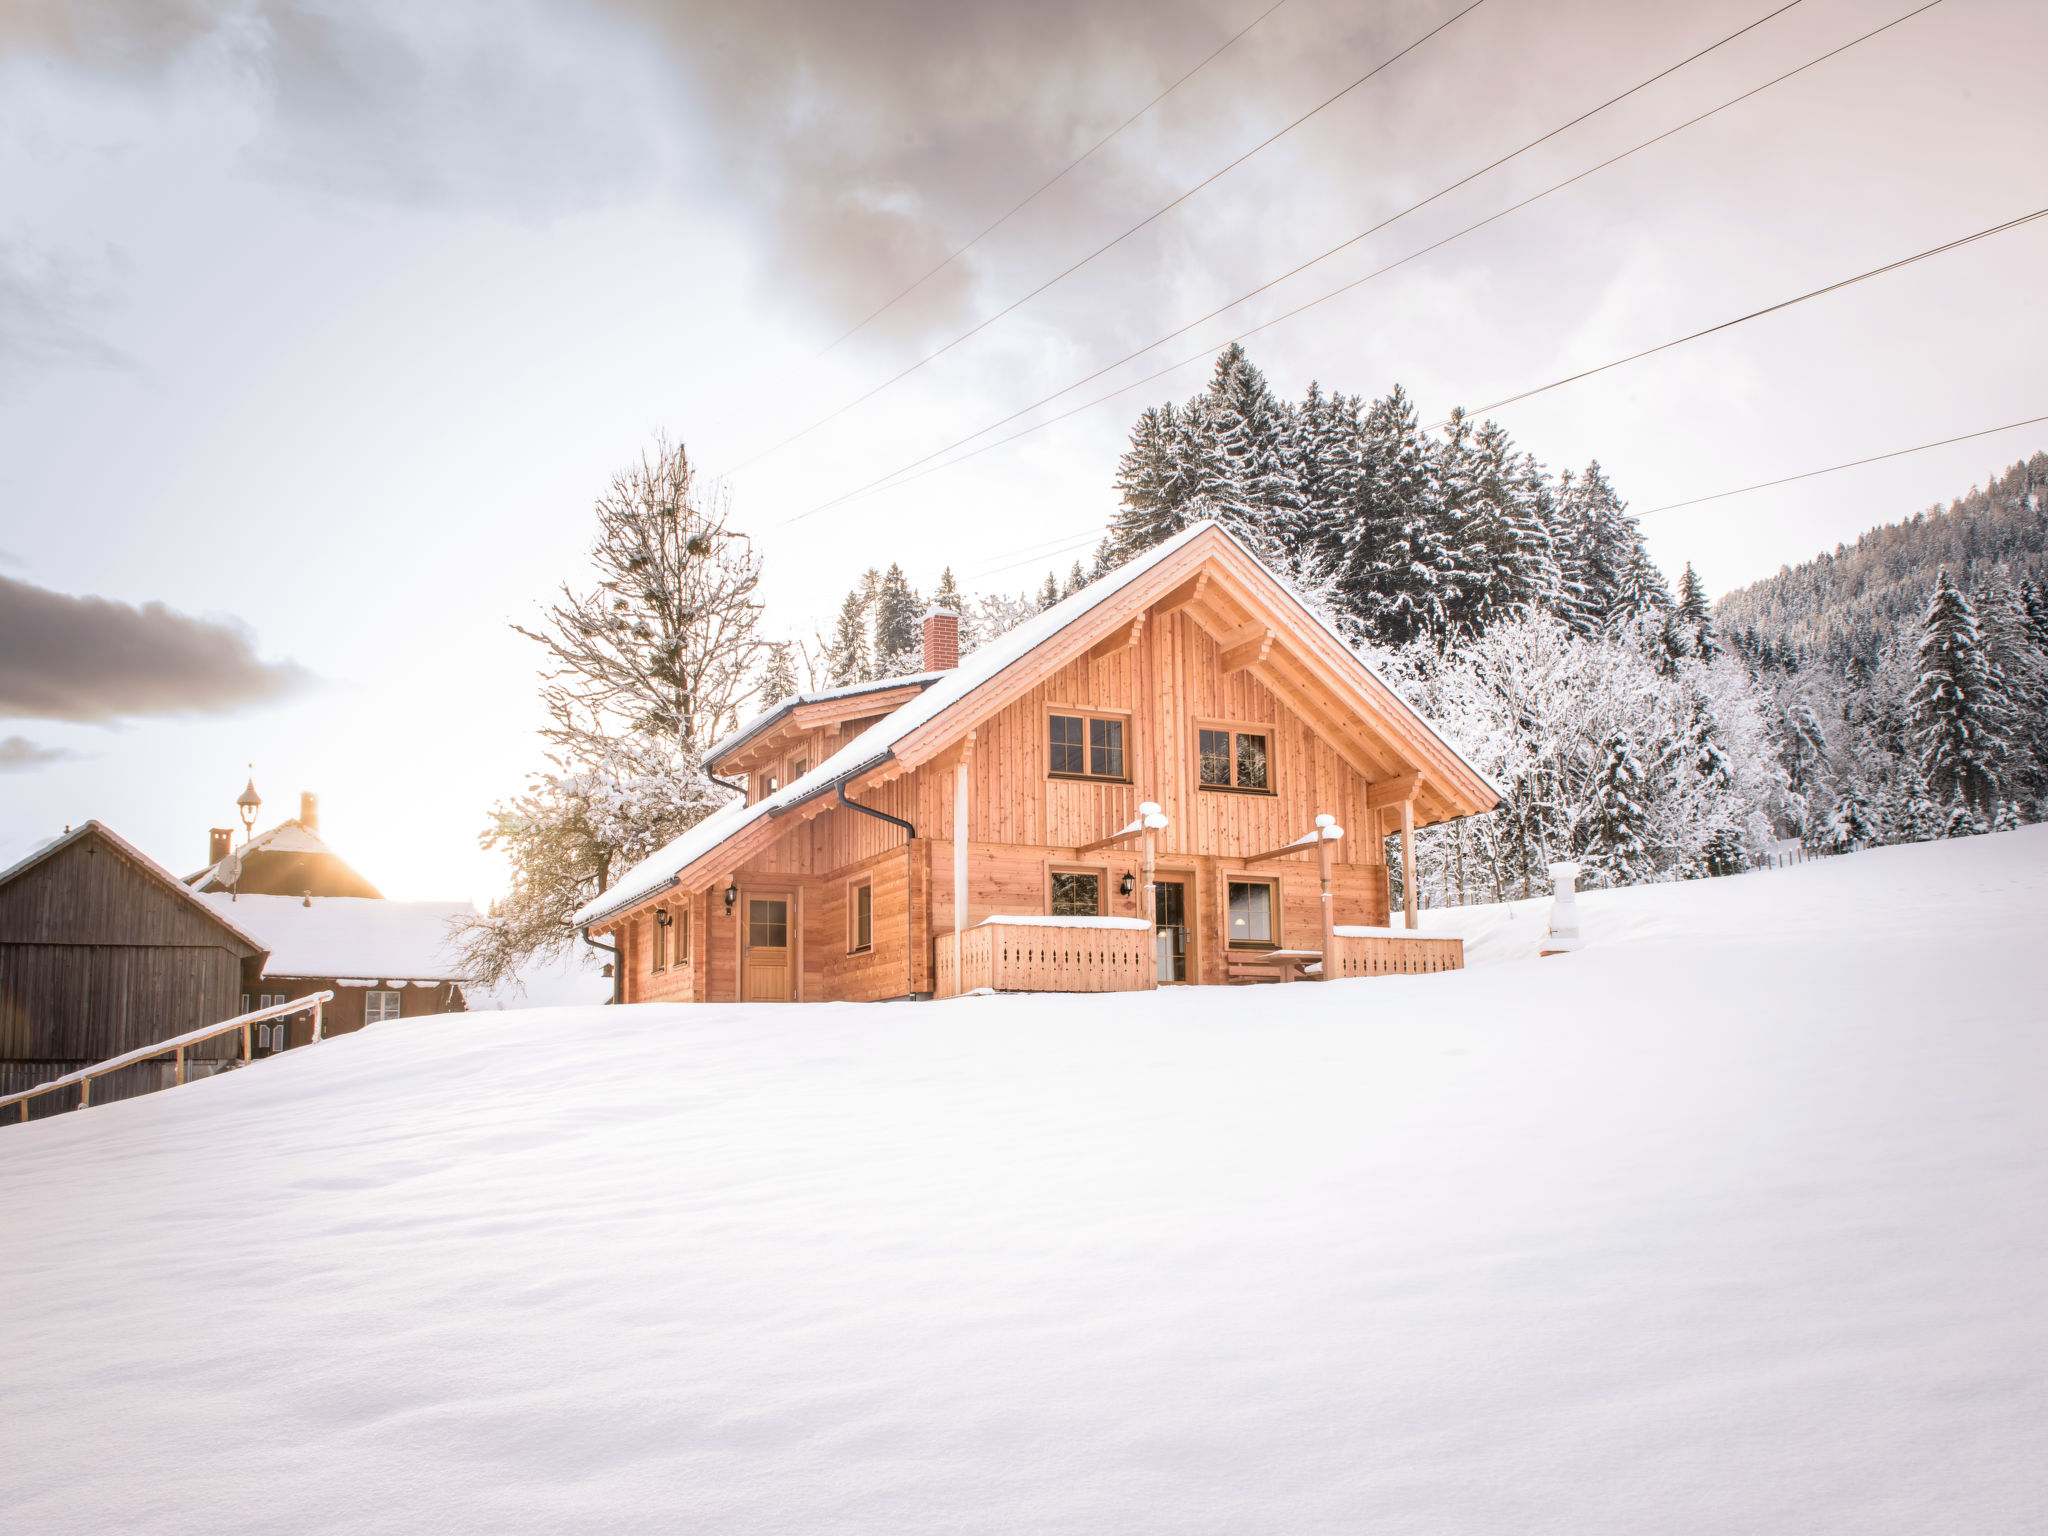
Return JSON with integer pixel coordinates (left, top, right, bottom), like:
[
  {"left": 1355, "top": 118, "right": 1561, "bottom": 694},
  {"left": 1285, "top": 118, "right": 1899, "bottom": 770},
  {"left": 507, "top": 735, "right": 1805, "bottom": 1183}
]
[
  {"left": 935, "top": 920, "right": 1153, "bottom": 997},
  {"left": 1, "top": 991, "right": 334, "bottom": 1129},
  {"left": 1325, "top": 928, "right": 1464, "bottom": 978}
]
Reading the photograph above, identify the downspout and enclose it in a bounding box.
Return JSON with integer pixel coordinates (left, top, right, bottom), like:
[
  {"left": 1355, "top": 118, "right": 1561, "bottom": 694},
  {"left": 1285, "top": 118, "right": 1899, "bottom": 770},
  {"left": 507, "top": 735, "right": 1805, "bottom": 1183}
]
[
  {"left": 837, "top": 778, "right": 919, "bottom": 1000},
  {"left": 581, "top": 927, "right": 622, "bottom": 1005}
]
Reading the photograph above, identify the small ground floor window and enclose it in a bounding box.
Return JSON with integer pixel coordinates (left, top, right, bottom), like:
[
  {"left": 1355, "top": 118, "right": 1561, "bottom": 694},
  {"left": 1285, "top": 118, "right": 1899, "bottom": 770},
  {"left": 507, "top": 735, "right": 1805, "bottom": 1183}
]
[
  {"left": 1227, "top": 880, "right": 1277, "bottom": 947},
  {"left": 365, "top": 989, "right": 402, "bottom": 1024},
  {"left": 1050, "top": 870, "right": 1101, "bottom": 917}
]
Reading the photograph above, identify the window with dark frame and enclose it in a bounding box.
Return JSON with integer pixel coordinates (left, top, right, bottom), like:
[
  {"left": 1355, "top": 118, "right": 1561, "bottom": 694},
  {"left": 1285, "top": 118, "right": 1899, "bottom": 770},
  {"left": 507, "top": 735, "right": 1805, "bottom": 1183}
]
[
  {"left": 849, "top": 879, "right": 873, "bottom": 953},
  {"left": 1048, "top": 712, "right": 1128, "bottom": 781},
  {"left": 1200, "top": 726, "right": 1270, "bottom": 792},
  {"left": 1050, "top": 871, "right": 1101, "bottom": 917},
  {"left": 1227, "top": 880, "right": 1276, "bottom": 947}
]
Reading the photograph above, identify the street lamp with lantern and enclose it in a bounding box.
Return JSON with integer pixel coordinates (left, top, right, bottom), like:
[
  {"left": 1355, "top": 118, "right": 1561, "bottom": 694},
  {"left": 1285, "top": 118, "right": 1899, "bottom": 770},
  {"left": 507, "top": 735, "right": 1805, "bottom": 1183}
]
[{"left": 236, "top": 771, "right": 263, "bottom": 847}]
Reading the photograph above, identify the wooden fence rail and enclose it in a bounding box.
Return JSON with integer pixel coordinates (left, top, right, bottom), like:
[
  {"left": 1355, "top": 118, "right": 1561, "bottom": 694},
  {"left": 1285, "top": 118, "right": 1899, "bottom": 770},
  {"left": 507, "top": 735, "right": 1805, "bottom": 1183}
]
[{"left": 1, "top": 991, "right": 333, "bottom": 1129}]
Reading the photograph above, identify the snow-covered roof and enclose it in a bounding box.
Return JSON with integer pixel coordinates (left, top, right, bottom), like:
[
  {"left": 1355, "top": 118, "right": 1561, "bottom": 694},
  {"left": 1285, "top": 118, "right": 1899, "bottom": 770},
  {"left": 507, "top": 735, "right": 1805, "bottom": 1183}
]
[
  {"left": 186, "top": 818, "right": 339, "bottom": 887},
  {"left": 576, "top": 520, "right": 1501, "bottom": 930},
  {"left": 703, "top": 671, "right": 946, "bottom": 772},
  {"left": 196, "top": 893, "right": 475, "bottom": 982}
]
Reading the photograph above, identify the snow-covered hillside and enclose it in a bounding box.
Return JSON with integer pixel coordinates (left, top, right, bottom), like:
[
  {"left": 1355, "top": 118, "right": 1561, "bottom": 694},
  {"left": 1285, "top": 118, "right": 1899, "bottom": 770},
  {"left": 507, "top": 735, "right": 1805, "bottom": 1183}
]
[{"left": 4, "top": 830, "right": 2045, "bottom": 1534}]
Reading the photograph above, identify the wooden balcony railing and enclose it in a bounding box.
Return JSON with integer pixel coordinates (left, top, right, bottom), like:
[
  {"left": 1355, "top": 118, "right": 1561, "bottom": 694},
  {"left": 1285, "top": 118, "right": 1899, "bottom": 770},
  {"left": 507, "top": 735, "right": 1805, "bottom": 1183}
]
[
  {"left": 1326, "top": 927, "right": 1464, "bottom": 978},
  {"left": 935, "top": 918, "right": 1153, "bottom": 997},
  {"left": 2, "top": 991, "right": 334, "bottom": 1129}
]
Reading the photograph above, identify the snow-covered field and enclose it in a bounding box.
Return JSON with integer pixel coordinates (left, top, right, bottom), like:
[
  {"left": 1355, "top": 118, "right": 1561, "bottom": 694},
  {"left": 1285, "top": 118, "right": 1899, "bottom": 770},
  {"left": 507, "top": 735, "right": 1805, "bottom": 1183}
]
[{"left": 4, "top": 830, "right": 2045, "bottom": 1534}]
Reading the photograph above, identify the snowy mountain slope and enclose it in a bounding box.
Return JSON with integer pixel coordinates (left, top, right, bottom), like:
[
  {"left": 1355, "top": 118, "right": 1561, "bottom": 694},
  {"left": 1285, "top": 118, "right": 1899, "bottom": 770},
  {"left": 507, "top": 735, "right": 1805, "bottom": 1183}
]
[{"left": 3, "top": 830, "right": 2045, "bottom": 1534}]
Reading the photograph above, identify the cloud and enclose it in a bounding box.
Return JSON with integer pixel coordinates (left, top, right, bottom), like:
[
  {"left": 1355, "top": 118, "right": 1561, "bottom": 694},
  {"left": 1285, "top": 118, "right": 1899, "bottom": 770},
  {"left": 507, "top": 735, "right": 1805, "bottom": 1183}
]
[
  {"left": 0, "top": 244, "right": 127, "bottom": 384},
  {"left": 0, "top": 735, "right": 72, "bottom": 772},
  {"left": 0, "top": 575, "right": 310, "bottom": 723},
  {"left": 0, "top": 0, "right": 1330, "bottom": 336}
]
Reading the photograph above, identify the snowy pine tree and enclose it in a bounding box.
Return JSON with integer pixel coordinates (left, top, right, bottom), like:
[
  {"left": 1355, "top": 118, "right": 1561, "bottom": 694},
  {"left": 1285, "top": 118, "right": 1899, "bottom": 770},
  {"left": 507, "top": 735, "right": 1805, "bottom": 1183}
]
[
  {"left": 1910, "top": 569, "right": 2006, "bottom": 814},
  {"left": 871, "top": 564, "right": 924, "bottom": 677},
  {"left": 1579, "top": 731, "right": 1655, "bottom": 885},
  {"left": 826, "top": 589, "right": 872, "bottom": 685}
]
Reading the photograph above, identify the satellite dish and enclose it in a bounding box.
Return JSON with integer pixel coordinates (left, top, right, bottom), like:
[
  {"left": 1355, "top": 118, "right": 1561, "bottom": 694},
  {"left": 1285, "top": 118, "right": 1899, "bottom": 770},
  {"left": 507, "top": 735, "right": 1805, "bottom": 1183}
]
[{"left": 215, "top": 851, "right": 243, "bottom": 892}]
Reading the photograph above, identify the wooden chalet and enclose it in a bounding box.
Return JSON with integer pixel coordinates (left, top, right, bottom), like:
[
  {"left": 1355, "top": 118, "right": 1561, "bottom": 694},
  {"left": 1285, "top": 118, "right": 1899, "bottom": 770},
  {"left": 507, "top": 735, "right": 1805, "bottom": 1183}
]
[
  {"left": 0, "top": 822, "right": 269, "bottom": 1117},
  {"left": 575, "top": 522, "right": 1499, "bottom": 1002}
]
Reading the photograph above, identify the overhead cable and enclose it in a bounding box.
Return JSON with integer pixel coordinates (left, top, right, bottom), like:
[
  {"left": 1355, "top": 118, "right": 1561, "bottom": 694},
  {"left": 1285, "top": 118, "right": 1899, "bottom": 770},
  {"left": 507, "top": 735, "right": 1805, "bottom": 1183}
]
[
  {"left": 1638, "top": 413, "right": 2048, "bottom": 514},
  {"left": 793, "top": 0, "right": 1919, "bottom": 523},
  {"left": 818, "top": 0, "right": 1296, "bottom": 355},
  {"left": 738, "top": 0, "right": 1493, "bottom": 468}
]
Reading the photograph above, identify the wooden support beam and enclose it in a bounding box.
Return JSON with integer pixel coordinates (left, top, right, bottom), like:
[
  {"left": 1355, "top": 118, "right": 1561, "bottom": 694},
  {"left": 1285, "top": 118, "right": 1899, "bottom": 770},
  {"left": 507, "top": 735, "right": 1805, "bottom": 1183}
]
[
  {"left": 1318, "top": 829, "right": 1337, "bottom": 981},
  {"left": 1085, "top": 611, "right": 1146, "bottom": 664},
  {"left": 1401, "top": 797, "right": 1418, "bottom": 932},
  {"left": 1218, "top": 627, "right": 1275, "bottom": 673},
  {"left": 1242, "top": 835, "right": 1320, "bottom": 865},
  {"left": 1367, "top": 771, "right": 1423, "bottom": 810},
  {"left": 1075, "top": 825, "right": 1144, "bottom": 856},
  {"left": 1150, "top": 568, "right": 1211, "bottom": 618}
]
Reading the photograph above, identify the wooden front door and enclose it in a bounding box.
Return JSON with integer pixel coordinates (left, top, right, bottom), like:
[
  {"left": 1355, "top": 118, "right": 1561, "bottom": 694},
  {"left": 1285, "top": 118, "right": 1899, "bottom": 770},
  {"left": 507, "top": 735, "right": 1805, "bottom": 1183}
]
[{"left": 743, "top": 895, "right": 793, "bottom": 1002}]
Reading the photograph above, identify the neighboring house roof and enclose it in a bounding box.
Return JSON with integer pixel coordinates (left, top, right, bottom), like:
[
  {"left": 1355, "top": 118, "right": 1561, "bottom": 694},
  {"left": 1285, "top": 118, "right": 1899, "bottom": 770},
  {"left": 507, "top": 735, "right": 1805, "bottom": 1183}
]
[
  {"left": 0, "top": 820, "right": 270, "bottom": 956},
  {"left": 575, "top": 520, "right": 1503, "bottom": 930},
  {"left": 186, "top": 819, "right": 384, "bottom": 899},
  {"left": 195, "top": 893, "right": 476, "bottom": 983},
  {"left": 703, "top": 671, "right": 947, "bottom": 772}
]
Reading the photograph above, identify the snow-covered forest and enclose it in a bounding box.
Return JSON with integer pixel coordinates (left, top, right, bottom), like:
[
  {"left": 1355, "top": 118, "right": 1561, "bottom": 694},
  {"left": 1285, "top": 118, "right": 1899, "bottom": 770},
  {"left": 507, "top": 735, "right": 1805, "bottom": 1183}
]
[{"left": 819, "top": 350, "right": 2048, "bottom": 903}]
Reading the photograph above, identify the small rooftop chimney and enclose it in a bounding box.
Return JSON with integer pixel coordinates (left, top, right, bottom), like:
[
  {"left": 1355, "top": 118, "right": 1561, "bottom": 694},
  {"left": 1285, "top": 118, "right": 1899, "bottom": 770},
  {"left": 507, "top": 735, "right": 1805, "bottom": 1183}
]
[
  {"left": 922, "top": 608, "right": 960, "bottom": 673},
  {"left": 209, "top": 828, "right": 234, "bottom": 865},
  {"left": 299, "top": 791, "right": 319, "bottom": 832}
]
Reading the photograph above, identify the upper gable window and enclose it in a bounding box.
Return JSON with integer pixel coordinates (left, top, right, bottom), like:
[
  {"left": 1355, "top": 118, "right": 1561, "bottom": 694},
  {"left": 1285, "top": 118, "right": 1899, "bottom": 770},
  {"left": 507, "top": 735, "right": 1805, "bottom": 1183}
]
[
  {"left": 1048, "top": 712, "right": 1127, "bottom": 782},
  {"left": 1199, "top": 726, "right": 1269, "bottom": 793}
]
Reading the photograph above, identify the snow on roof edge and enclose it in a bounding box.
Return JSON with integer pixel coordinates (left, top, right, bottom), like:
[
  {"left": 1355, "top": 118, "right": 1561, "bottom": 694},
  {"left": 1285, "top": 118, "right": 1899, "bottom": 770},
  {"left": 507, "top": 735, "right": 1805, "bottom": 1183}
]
[{"left": 701, "top": 671, "right": 946, "bottom": 772}]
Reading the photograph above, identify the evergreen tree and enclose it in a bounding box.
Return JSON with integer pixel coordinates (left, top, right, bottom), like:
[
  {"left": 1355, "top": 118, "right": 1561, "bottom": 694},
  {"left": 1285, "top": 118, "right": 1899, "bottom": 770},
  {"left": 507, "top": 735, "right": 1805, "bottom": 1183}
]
[
  {"left": 826, "top": 589, "right": 872, "bottom": 685},
  {"left": 871, "top": 563, "right": 923, "bottom": 677},
  {"left": 1037, "top": 571, "right": 1062, "bottom": 610},
  {"left": 1066, "top": 560, "right": 1088, "bottom": 598},
  {"left": 1910, "top": 568, "right": 2006, "bottom": 813},
  {"left": 1580, "top": 731, "right": 1654, "bottom": 885},
  {"left": 931, "top": 566, "right": 964, "bottom": 613},
  {"left": 1676, "top": 562, "right": 1720, "bottom": 659},
  {"left": 1821, "top": 783, "right": 1875, "bottom": 852},
  {"left": 759, "top": 642, "right": 798, "bottom": 705}
]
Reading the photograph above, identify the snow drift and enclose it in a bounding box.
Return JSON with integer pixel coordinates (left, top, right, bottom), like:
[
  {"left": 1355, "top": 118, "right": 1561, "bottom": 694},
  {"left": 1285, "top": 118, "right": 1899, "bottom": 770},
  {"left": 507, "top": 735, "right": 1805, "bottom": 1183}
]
[{"left": 3, "top": 829, "right": 2044, "bottom": 1533}]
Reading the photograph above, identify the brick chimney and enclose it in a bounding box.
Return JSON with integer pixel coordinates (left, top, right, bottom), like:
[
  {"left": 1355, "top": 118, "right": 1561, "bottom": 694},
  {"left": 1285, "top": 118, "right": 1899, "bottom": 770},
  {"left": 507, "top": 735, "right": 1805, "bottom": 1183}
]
[
  {"left": 922, "top": 608, "right": 960, "bottom": 672},
  {"left": 209, "top": 828, "right": 234, "bottom": 865},
  {"left": 299, "top": 791, "right": 319, "bottom": 832}
]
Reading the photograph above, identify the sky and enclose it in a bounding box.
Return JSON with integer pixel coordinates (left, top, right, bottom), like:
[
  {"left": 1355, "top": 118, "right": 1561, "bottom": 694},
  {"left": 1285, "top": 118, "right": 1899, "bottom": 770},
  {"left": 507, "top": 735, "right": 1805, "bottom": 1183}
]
[{"left": 2, "top": 0, "right": 2043, "bottom": 900}]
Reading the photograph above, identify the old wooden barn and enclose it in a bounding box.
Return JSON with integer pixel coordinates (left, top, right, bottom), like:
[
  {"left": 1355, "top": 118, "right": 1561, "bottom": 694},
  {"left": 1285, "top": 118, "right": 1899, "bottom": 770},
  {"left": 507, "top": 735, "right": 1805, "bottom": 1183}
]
[
  {"left": 0, "top": 822, "right": 268, "bottom": 1118},
  {"left": 576, "top": 522, "right": 1500, "bottom": 1002}
]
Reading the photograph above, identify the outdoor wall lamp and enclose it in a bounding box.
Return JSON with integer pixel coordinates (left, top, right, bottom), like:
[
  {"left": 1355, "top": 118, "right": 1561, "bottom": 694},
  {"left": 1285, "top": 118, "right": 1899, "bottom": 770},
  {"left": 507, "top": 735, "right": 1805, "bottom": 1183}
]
[
  {"left": 723, "top": 879, "right": 738, "bottom": 916},
  {"left": 1120, "top": 871, "right": 1135, "bottom": 897}
]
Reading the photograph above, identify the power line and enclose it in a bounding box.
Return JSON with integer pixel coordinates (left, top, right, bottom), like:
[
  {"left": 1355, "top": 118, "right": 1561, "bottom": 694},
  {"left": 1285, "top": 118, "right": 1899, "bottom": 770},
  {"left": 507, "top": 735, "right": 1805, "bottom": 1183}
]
[
  {"left": 966, "top": 410, "right": 2048, "bottom": 593},
  {"left": 818, "top": 0, "right": 1296, "bottom": 356},
  {"left": 791, "top": 0, "right": 1894, "bottom": 523},
  {"left": 1638, "top": 413, "right": 2048, "bottom": 515},
  {"left": 827, "top": 192, "right": 2046, "bottom": 523},
  {"left": 737, "top": 0, "right": 1493, "bottom": 469},
  {"left": 1437, "top": 203, "right": 2048, "bottom": 428}
]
